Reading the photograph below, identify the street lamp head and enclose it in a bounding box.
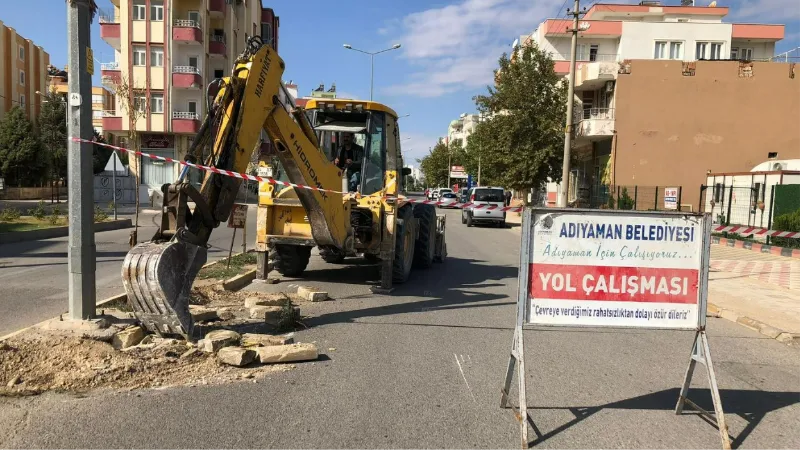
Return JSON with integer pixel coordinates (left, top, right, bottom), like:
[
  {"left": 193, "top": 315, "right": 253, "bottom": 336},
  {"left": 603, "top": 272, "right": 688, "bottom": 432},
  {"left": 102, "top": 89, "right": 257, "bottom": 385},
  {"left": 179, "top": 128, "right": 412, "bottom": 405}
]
[
  {"left": 392, "top": 44, "right": 402, "bottom": 49},
  {"left": 343, "top": 44, "right": 352, "bottom": 49}
]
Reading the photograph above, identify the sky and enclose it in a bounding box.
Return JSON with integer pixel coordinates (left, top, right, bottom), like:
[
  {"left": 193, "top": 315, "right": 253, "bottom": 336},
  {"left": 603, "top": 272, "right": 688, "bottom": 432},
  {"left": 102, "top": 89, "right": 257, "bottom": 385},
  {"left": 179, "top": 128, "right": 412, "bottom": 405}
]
[{"left": 2, "top": 0, "right": 798, "bottom": 164}]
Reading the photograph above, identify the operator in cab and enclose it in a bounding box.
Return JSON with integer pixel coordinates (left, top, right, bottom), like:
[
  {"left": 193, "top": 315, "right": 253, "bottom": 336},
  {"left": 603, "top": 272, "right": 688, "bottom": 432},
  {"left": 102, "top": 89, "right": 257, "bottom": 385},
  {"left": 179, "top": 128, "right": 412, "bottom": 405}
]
[{"left": 333, "top": 132, "right": 364, "bottom": 192}]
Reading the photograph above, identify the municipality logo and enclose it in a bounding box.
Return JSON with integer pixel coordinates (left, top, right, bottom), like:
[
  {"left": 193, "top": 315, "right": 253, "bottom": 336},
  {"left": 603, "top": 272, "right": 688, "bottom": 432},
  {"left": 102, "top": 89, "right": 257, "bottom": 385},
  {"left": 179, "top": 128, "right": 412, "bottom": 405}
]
[{"left": 538, "top": 215, "right": 554, "bottom": 235}]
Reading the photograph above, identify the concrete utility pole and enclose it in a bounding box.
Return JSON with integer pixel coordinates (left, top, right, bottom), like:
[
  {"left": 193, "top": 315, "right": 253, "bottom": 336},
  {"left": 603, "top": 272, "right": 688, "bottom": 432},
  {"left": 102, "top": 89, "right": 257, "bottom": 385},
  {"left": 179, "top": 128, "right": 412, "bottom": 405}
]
[
  {"left": 556, "top": 0, "right": 583, "bottom": 207},
  {"left": 66, "top": 0, "right": 97, "bottom": 319}
]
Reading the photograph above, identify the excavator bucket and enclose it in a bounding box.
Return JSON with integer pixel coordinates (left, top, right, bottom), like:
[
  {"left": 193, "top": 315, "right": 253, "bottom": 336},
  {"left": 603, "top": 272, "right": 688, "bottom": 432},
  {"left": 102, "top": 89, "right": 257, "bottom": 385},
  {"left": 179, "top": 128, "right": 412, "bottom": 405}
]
[{"left": 121, "top": 240, "right": 207, "bottom": 340}]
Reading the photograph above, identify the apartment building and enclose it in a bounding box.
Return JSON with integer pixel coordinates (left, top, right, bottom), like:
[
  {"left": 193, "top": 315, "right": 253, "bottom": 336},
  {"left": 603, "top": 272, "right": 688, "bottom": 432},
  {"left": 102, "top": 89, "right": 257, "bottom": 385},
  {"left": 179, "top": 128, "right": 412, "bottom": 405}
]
[
  {"left": 518, "top": 2, "right": 792, "bottom": 209},
  {"left": 99, "top": 0, "right": 280, "bottom": 203},
  {"left": 0, "top": 21, "right": 50, "bottom": 120},
  {"left": 47, "top": 70, "right": 115, "bottom": 136},
  {"left": 447, "top": 113, "right": 480, "bottom": 147}
]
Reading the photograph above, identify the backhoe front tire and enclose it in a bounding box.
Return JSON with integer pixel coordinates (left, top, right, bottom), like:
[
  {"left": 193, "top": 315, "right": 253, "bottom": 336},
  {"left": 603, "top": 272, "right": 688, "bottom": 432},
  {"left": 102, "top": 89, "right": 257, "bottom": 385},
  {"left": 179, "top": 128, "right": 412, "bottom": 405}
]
[
  {"left": 392, "top": 206, "right": 415, "bottom": 283},
  {"left": 269, "top": 244, "right": 311, "bottom": 277},
  {"left": 413, "top": 204, "right": 436, "bottom": 269},
  {"left": 319, "top": 246, "right": 346, "bottom": 264}
]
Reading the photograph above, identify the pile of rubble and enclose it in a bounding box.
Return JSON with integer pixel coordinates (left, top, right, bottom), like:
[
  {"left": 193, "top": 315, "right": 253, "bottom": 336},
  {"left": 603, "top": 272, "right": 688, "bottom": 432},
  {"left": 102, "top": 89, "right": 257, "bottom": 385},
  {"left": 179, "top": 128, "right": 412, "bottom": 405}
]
[{"left": 1, "top": 289, "right": 325, "bottom": 396}]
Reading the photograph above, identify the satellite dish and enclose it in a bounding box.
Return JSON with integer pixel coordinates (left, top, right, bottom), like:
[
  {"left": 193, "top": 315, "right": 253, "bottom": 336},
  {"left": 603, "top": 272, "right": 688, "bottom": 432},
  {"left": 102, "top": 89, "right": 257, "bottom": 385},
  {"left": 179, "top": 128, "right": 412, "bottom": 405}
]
[{"left": 708, "top": 1, "right": 717, "bottom": 6}]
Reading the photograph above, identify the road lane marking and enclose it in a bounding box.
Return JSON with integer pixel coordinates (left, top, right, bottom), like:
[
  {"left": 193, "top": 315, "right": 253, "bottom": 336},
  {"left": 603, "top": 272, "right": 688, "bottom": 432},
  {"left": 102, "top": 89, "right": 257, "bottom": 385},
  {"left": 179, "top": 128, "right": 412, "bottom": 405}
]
[{"left": 454, "top": 353, "right": 477, "bottom": 404}]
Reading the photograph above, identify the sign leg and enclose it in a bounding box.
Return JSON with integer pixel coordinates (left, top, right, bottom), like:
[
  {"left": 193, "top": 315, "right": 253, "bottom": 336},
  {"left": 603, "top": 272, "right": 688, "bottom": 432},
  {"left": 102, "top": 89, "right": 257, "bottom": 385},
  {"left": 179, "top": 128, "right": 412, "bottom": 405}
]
[
  {"left": 516, "top": 325, "right": 528, "bottom": 448},
  {"left": 500, "top": 327, "right": 518, "bottom": 408},
  {"left": 675, "top": 330, "right": 731, "bottom": 450}
]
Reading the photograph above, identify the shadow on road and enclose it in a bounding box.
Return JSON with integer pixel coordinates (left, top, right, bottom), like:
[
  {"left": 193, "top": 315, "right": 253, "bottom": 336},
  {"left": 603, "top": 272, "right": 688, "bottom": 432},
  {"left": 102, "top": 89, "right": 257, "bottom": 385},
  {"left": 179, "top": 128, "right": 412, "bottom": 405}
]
[
  {"left": 303, "top": 256, "right": 518, "bottom": 327},
  {"left": 514, "top": 387, "right": 799, "bottom": 449}
]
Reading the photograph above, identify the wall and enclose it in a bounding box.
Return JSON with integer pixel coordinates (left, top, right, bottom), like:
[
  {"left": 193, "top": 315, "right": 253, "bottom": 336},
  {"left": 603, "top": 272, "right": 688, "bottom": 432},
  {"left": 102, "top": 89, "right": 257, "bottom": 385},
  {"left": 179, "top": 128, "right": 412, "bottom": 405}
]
[
  {"left": 613, "top": 60, "right": 800, "bottom": 212},
  {"left": 620, "top": 21, "right": 733, "bottom": 60}
]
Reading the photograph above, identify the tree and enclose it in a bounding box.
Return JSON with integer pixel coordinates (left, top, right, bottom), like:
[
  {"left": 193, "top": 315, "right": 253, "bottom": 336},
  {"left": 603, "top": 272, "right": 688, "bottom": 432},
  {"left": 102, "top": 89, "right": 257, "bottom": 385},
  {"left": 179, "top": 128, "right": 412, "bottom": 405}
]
[
  {"left": 39, "top": 90, "right": 68, "bottom": 185},
  {"left": 470, "top": 43, "right": 568, "bottom": 197},
  {"left": 92, "top": 129, "right": 127, "bottom": 174},
  {"left": 112, "top": 73, "right": 149, "bottom": 245},
  {"left": 0, "top": 106, "right": 47, "bottom": 186},
  {"left": 418, "top": 139, "right": 466, "bottom": 188}
]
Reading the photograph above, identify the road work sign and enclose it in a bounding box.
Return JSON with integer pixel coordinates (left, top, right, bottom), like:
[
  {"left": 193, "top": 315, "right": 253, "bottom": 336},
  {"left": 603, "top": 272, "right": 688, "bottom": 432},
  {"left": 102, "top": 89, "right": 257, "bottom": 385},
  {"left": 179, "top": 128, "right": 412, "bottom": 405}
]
[
  {"left": 228, "top": 204, "right": 248, "bottom": 229},
  {"left": 502, "top": 208, "right": 731, "bottom": 450},
  {"left": 527, "top": 210, "right": 703, "bottom": 329}
]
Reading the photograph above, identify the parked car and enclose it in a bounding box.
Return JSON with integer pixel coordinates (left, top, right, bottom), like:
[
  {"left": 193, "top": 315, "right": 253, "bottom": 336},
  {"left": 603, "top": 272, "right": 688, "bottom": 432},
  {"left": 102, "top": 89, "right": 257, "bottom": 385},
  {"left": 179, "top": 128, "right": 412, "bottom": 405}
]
[
  {"left": 438, "top": 191, "right": 458, "bottom": 208},
  {"left": 462, "top": 186, "right": 507, "bottom": 227},
  {"left": 459, "top": 188, "right": 469, "bottom": 202}
]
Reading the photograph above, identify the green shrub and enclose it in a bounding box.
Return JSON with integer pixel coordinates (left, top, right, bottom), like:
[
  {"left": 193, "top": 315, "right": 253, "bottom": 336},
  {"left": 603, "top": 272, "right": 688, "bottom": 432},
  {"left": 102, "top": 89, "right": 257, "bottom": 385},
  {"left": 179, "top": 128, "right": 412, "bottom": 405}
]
[
  {"left": 771, "top": 209, "right": 800, "bottom": 249},
  {"left": 94, "top": 205, "right": 109, "bottom": 222},
  {"left": 49, "top": 206, "right": 62, "bottom": 226},
  {"left": 0, "top": 207, "right": 21, "bottom": 221},
  {"left": 618, "top": 187, "right": 635, "bottom": 210},
  {"left": 28, "top": 200, "right": 47, "bottom": 220}
]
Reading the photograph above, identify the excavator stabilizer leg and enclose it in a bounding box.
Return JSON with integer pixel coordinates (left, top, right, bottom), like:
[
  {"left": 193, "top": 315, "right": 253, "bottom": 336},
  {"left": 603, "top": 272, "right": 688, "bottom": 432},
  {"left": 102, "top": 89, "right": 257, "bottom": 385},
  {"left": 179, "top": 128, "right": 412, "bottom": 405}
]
[{"left": 121, "top": 240, "right": 207, "bottom": 340}]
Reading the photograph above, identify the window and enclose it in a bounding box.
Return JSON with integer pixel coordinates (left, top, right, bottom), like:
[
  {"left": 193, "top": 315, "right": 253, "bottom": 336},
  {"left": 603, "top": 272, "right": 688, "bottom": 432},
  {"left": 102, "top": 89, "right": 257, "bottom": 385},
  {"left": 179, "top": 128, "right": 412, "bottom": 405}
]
[
  {"left": 576, "top": 44, "right": 588, "bottom": 60},
  {"left": 19, "top": 94, "right": 25, "bottom": 107},
  {"left": 361, "top": 112, "right": 386, "bottom": 195},
  {"left": 150, "top": 93, "right": 164, "bottom": 114},
  {"left": 188, "top": 10, "right": 200, "bottom": 25},
  {"left": 740, "top": 47, "right": 753, "bottom": 60},
  {"left": 92, "top": 94, "right": 103, "bottom": 104},
  {"left": 18, "top": 45, "right": 24, "bottom": 61},
  {"left": 19, "top": 70, "right": 25, "bottom": 86},
  {"left": 93, "top": 110, "right": 104, "bottom": 119},
  {"left": 150, "top": 46, "right": 164, "bottom": 67},
  {"left": 150, "top": 0, "right": 163, "bottom": 21},
  {"left": 261, "top": 23, "right": 273, "bottom": 45},
  {"left": 696, "top": 41, "right": 723, "bottom": 60},
  {"left": 589, "top": 44, "right": 599, "bottom": 61},
  {"left": 134, "top": 95, "right": 147, "bottom": 113},
  {"left": 133, "top": 46, "right": 146, "bottom": 66},
  {"left": 654, "top": 41, "right": 683, "bottom": 60},
  {"left": 188, "top": 101, "right": 197, "bottom": 115},
  {"left": 132, "top": 1, "right": 146, "bottom": 20},
  {"left": 730, "top": 47, "right": 738, "bottom": 60},
  {"left": 188, "top": 56, "right": 199, "bottom": 68},
  {"left": 214, "top": 69, "right": 224, "bottom": 78}
]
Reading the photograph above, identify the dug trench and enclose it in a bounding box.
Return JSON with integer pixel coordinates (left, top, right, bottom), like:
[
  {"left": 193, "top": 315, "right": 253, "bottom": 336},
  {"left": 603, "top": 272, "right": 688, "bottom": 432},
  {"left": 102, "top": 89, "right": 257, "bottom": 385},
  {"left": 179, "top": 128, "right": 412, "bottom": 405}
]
[{"left": 0, "top": 283, "right": 326, "bottom": 397}]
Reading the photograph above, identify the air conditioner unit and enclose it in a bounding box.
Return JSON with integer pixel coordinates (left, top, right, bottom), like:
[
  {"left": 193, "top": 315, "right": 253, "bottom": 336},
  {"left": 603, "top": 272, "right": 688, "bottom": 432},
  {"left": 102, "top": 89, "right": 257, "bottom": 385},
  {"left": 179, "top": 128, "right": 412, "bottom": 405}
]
[
  {"left": 605, "top": 80, "right": 615, "bottom": 93},
  {"left": 772, "top": 162, "right": 784, "bottom": 171}
]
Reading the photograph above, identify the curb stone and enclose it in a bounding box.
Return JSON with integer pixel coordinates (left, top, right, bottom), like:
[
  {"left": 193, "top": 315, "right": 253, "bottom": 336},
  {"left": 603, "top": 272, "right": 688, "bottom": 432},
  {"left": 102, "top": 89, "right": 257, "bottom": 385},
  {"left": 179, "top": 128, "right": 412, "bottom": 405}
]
[{"left": 707, "top": 302, "right": 797, "bottom": 346}]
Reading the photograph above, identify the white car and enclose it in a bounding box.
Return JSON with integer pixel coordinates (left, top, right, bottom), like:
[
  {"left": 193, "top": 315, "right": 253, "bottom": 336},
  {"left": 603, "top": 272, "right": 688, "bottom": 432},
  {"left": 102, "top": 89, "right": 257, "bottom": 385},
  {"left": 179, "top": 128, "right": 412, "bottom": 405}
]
[{"left": 462, "top": 187, "right": 507, "bottom": 227}]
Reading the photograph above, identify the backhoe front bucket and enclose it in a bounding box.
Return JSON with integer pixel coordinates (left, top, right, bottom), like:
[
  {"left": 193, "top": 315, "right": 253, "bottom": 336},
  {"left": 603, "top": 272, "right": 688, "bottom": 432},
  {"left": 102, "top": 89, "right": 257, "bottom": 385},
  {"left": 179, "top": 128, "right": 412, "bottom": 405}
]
[{"left": 121, "top": 240, "right": 207, "bottom": 340}]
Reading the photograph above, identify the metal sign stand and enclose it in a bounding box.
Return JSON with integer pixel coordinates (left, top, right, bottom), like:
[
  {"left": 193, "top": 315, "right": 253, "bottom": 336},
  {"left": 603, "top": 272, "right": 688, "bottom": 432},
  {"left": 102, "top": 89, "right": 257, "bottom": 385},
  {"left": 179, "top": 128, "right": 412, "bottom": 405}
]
[{"left": 501, "top": 208, "right": 731, "bottom": 449}]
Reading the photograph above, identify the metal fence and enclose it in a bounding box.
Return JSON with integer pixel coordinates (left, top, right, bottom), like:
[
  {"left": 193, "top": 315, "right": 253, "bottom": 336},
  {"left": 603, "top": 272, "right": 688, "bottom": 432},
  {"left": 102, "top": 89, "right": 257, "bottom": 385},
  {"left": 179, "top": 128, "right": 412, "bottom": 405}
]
[{"left": 579, "top": 185, "right": 684, "bottom": 211}]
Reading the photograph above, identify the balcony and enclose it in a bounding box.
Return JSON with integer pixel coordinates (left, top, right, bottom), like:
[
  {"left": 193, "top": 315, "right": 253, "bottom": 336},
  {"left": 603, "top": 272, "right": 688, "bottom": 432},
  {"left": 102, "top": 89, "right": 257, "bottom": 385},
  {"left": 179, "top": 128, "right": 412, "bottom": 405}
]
[
  {"left": 554, "top": 54, "right": 618, "bottom": 76},
  {"left": 173, "top": 19, "right": 202, "bottom": 44},
  {"left": 209, "top": 0, "right": 226, "bottom": 18},
  {"left": 209, "top": 34, "right": 226, "bottom": 57},
  {"left": 576, "top": 60, "right": 618, "bottom": 90},
  {"left": 574, "top": 108, "right": 615, "bottom": 142},
  {"left": 172, "top": 111, "right": 201, "bottom": 134},
  {"left": 99, "top": 10, "right": 121, "bottom": 48},
  {"left": 100, "top": 62, "right": 121, "bottom": 87},
  {"left": 101, "top": 110, "right": 123, "bottom": 132},
  {"left": 172, "top": 66, "right": 202, "bottom": 89}
]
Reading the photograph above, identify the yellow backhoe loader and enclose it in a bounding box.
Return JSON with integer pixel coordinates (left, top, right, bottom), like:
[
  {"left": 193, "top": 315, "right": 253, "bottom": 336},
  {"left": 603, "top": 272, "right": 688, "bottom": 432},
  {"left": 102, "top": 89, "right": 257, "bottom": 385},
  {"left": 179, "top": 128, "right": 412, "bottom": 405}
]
[{"left": 121, "top": 37, "right": 447, "bottom": 339}]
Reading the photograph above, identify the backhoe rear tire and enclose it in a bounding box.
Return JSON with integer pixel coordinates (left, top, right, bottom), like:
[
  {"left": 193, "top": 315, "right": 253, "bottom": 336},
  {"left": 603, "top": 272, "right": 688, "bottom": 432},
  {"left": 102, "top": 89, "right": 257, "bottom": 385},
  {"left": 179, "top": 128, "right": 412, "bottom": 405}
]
[
  {"left": 269, "top": 244, "right": 311, "bottom": 277},
  {"left": 412, "top": 204, "right": 436, "bottom": 269},
  {"left": 392, "top": 206, "right": 415, "bottom": 283},
  {"left": 319, "top": 246, "right": 346, "bottom": 264}
]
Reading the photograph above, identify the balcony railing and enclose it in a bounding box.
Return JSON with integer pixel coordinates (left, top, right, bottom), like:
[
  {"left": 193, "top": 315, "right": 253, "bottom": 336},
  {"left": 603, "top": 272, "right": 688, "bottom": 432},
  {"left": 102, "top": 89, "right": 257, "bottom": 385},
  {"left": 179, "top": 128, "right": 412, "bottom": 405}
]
[
  {"left": 100, "top": 62, "right": 119, "bottom": 71},
  {"left": 98, "top": 8, "right": 119, "bottom": 23},
  {"left": 173, "top": 66, "right": 201, "bottom": 74},
  {"left": 575, "top": 107, "right": 615, "bottom": 122},
  {"left": 101, "top": 110, "right": 119, "bottom": 117},
  {"left": 173, "top": 111, "right": 200, "bottom": 120},
  {"left": 210, "top": 34, "right": 226, "bottom": 43},
  {"left": 174, "top": 19, "right": 200, "bottom": 28},
  {"left": 553, "top": 53, "right": 619, "bottom": 62}
]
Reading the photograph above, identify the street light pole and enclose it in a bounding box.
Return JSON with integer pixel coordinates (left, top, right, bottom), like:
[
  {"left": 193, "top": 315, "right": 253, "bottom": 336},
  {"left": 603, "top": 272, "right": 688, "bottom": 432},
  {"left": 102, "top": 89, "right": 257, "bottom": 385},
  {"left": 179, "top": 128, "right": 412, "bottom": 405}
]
[
  {"left": 66, "top": 0, "right": 97, "bottom": 320},
  {"left": 343, "top": 43, "right": 402, "bottom": 101}
]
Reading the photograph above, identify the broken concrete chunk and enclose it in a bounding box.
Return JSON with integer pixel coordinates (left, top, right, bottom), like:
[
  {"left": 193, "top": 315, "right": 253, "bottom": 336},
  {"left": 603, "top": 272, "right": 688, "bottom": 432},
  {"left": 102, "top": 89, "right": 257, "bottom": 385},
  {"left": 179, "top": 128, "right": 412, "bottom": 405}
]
[
  {"left": 266, "top": 277, "right": 281, "bottom": 284},
  {"left": 217, "top": 346, "right": 256, "bottom": 367},
  {"left": 244, "top": 294, "right": 289, "bottom": 308},
  {"left": 249, "top": 306, "right": 284, "bottom": 325},
  {"left": 255, "top": 343, "right": 318, "bottom": 364},
  {"left": 198, "top": 329, "right": 241, "bottom": 353},
  {"left": 241, "top": 333, "right": 294, "bottom": 347},
  {"left": 189, "top": 306, "right": 219, "bottom": 323},
  {"left": 297, "top": 286, "right": 328, "bottom": 302},
  {"left": 112, "top": 326, "right": 145, "bottom": 350}
]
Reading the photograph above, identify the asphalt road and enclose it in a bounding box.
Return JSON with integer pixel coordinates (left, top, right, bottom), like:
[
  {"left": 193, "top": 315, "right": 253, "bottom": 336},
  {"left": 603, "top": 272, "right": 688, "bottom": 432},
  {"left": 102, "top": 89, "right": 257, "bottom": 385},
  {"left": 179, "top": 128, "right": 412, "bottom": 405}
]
[
  {"left": 0, "top": 207, "right": 259, "bottom": 337},
  {"left": 1, "top": 206, "right": 798, "bottom": 448}
]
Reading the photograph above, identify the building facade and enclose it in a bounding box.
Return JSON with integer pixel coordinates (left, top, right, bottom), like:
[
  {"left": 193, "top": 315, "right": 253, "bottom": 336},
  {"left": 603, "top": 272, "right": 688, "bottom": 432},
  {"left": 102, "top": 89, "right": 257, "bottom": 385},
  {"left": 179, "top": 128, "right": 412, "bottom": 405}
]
[
  {"left": 0, "top": 21, "right": 50, "bottom": 120},
  {"left": 518, "top": 2, "right": 790, "bottom": 208},
  {"left": 99, "top": 0, "right": 279, "bottom": 203},
  {"left": 48, "top": 71, "right": 115, "bottom": 136},
  {"left": 447, "top": 113, "right": 479, "bottom": 147}
]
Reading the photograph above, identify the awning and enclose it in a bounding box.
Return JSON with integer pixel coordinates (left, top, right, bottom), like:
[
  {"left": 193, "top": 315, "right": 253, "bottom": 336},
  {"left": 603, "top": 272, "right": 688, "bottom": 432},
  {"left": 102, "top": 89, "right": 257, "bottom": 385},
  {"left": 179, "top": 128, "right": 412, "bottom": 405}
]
[{"left": 314, "top": 123, "right": 366, "bottom": 133}]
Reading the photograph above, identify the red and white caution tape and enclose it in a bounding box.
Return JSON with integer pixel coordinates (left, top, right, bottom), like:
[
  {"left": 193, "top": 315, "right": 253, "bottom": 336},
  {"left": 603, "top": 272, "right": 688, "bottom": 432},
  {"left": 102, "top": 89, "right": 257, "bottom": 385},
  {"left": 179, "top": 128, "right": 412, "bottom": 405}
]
[
  {"left": 713, "top": 224, "right": 800, "bottom": 239},
  {"left": 76, "top": 137, "right": 523, "bottom": 212}
]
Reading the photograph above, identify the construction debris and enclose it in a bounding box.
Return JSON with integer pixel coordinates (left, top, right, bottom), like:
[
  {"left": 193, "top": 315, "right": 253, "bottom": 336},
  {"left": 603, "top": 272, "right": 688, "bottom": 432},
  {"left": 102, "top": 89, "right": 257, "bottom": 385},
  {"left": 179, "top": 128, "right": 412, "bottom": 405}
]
[
  {"left": 297, "top": 286, "right": 328, "bottom": 302},
  {"left": 112, "top": 326, "right": 145, "bottom": 350},
  {"left": 197, "top": 329, "right": 241, "bottom": 353},
  {"left": 244, "top": 293, "right": 290, "bottom": 308},
  {"left": 255, "top": 343, "right": 318, "bottom": 364},
  {"left": 190, "top": 306, "right": 220, "bottom": 323},
  {"left": 217, "top": 347, "right": 256, "bottom": 367},
  {"left": 241, "top": 333, "right": 294, "bottom": 347}
]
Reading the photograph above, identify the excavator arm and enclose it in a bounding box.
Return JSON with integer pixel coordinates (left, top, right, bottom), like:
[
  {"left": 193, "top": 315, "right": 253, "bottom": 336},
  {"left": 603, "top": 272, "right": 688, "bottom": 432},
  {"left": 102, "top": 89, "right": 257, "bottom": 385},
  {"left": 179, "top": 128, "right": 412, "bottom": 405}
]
[{"left": 121, "top": 38, "right": 346, "bottom": 339}]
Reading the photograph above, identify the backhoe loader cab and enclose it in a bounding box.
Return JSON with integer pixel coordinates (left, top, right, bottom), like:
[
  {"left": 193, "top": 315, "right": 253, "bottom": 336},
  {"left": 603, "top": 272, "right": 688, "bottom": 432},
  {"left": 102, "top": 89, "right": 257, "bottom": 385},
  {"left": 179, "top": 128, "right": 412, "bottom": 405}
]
[{"left": 255, "top": 98, "right": 446, "bottom": 290}]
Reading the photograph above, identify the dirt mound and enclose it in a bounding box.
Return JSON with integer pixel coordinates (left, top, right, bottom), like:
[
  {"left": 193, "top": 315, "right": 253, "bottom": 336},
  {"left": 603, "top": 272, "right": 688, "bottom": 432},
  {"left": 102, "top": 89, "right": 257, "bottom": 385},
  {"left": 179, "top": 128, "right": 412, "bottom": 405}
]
[{"left": 0, "top": 333, "right": 292, "bottom": 396}]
